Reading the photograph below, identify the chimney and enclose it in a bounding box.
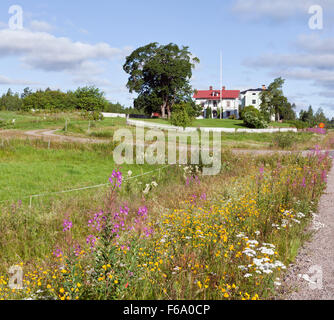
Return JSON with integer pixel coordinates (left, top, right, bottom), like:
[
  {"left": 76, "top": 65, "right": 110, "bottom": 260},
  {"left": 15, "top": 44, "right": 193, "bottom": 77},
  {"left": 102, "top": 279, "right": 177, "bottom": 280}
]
[
  {"left": 222, "top": 86, "right": 226, "bottom": 91},
  {"left": 209, "top": 86, "right": 213, "bottom": 90},
  {"left": 262, "top": 85, "right": 267, "bottom": 90}
]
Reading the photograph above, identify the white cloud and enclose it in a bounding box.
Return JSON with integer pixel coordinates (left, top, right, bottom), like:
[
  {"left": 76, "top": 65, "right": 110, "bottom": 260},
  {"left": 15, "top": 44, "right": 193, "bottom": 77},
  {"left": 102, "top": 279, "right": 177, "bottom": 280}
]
[
  {"left": 0, "top": 74, "right": 39, "bottom": 85},
  {"left": 0, "top": 28, "right": 130, "bottom": 73},
  {"left": 245, "top": 33, "right": 334, "bottom": 91}
]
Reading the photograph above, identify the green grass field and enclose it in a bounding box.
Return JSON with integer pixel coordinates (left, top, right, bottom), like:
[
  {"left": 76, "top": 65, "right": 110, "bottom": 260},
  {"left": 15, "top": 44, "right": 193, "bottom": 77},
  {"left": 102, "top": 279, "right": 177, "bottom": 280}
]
[
  {"left": 142, "top": 118, "right": 293, "bottom": 128},
  {"left": 0, "top": 139, "right": 157, "bottom": 202}
]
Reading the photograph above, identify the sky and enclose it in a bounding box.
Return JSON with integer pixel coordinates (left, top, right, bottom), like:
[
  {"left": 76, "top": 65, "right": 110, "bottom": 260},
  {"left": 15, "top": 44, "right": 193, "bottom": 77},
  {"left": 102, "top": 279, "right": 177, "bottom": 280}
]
[{"left": 0, "top": 0, "right": 334, "bottom": 118}]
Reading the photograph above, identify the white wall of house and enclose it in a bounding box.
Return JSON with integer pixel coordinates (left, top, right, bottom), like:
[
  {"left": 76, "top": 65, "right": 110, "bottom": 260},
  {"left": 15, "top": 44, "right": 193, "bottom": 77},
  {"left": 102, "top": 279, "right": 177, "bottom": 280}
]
[
  {"left": 195, "top": 99, "right": 240, "bottom": 119},
  {"left": 240, "top": 90, "right": 262, "bottom": 110}
]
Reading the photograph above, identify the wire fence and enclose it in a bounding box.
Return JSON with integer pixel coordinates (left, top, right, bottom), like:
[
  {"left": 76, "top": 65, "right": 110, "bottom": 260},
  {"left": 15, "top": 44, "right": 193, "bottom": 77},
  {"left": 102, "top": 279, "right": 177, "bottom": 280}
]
[{"left": 0, "top": 163, "right": 177, "bottom": 208}]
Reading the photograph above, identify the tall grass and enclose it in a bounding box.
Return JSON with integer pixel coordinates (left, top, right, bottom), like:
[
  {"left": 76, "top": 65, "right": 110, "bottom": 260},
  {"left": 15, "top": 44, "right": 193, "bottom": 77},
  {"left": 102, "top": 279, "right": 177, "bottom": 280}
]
[{"left": 0, "top": 148, "right": 331, "bottom": 300}]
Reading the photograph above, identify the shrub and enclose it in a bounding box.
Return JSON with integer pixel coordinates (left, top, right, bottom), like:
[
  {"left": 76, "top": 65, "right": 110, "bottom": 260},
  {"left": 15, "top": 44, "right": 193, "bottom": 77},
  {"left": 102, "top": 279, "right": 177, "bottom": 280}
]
[
  {"left": 81, "top": 111, "right": 104, "bottom": 121},
  {"left": 229, "top": 114, "right": 237, "bottom": 120},
  {"left": 286, "top": 120, "right": 309, "bottom": 129},
  {"left": 170, "top": 103, "right": 194, "bottom": 128},
  {"left": 272, "top": 133, "right": 294, "bottom": 149},
  {"left": 239, "top": 106, "right": 260, "bottom": 120},
  {"left": 170, "top": 109, "right": 192, "bottom": 128},
  {"left": 243, "top": 111, "right": 268, "bottom": 129}
]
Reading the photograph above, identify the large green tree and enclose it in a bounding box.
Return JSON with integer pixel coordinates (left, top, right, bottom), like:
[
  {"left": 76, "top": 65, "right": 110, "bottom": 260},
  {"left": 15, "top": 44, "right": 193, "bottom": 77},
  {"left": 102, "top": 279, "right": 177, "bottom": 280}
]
[
  {"left": 260, "top": 77, "right": 294, "bottom": 121},
  {"left": 74, "top": 86, "right": 109, "bottom": 111},
  {"left": 123, "top": 42, "right": 199, "bottom": 118}
]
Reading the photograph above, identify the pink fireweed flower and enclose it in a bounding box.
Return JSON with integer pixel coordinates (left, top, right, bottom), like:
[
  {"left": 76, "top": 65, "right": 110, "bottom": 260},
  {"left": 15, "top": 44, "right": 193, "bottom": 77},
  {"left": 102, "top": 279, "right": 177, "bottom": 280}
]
[
  {"left": 200, "top": 193, "right": 207, "bottom": 201},
  {"left": 138, "top": 206, "right": 148, "bottom": 220},
  {"left": 143, "top": 227, "right": 154, "bottom": 238},
  {"left": 53, "top": 248, "right": 63, "bottom": 258},
  {"left": 109, "top": 170, "right": 123, "bottom": 188},
  {"left": 120, "top": 205, "right": 129, "bottom": 216},
  {"left": 63, "top": 219, "right": 73, "bottom": 232},
  {"left": 301, "top": 177, "right": 306, "bottom": 188},
  {"left": 86, "top": 235, "right": 97, "bottom": 249},
  {"left": 73, "top": 244, "right": 82, "bottom": 257},
  {"left": 88, "top": 210, "right": 106, "bottom": 232}
]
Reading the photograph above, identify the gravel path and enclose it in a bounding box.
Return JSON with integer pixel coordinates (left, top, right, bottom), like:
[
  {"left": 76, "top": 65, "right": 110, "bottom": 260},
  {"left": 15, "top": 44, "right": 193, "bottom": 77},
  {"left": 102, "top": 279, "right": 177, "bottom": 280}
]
[{"left": 282, "top": 154, "right": 334, "bottom": 300}]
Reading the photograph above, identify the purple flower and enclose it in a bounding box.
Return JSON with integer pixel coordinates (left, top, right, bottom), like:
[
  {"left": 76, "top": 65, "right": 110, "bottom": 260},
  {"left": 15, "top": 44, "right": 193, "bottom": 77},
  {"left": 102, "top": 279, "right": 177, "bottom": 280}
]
[
  {"left": 200, "top": 193, "right": 207, "bottom": 201},
  {"left": 143, "top": 227, "right": 154, "bottom": 238},
  {"left": 259, "top": 167, "right": 264, "bottom": 175},
  {"left": 109, "top": 170, "right": 123, "bottom": 188},
  {"left": 53, "top": 248, "right": 63, "bottom": 258},
  {"left": 86, "top": 235, "right": 97, "bottom": 248},
  {"left": 138, "top": 206, "right": 148, "bottom": 220},
  {"left": 120, "top": 205, "right": 129, "bottom": 216},
  {"left": 301, "top": 177, "right": 306, "bottom": 188},
  {"left": 88, "top": 210, "right": 106, "bottom": 232},
  {"left": 63, "top": 219, "right": 73, "bottom": 232}
]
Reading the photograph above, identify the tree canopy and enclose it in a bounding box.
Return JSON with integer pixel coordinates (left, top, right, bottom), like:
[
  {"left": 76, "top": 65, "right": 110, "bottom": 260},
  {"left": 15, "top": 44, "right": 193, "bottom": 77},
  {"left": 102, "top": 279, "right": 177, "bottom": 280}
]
[
  {"left": 123, "top": 42, "right": 199, "bottom": 118},
  {"left": 260, "top": 78, "right": 296, "bottom": 121}
]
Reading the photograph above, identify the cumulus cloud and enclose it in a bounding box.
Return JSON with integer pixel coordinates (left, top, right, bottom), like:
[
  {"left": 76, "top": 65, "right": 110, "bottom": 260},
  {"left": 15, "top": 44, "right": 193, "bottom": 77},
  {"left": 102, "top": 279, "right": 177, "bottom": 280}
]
[
  {"left": 244, "top": 32, "right": 334, "bottom": 97},
  {"left": 0, "top": 28, "right": 130, "bottom": 73}
]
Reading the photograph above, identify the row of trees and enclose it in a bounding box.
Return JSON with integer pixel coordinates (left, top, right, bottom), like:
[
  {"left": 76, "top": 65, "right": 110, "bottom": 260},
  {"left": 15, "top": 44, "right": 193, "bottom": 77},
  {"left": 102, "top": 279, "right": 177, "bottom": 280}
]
[{"left": 0, "top": 86, "right": 135, "bottom": 114}]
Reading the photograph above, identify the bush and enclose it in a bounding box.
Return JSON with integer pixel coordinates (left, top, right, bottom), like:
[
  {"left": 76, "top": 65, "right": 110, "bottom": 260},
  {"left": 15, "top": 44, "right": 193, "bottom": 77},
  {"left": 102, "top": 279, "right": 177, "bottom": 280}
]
[
  {"left": 272, "top": 133, "right": 294, "bottom": 149},
  {"left": 170, "top": 110, "right": 192, "bottom": 128},
  {"left": 239, "top": 106, "right": 260, "bottom": 120},
  {"left": 81, "top": 111, "right": 104, "bottom": 121},
  {"left": 286, "top": 120, "right": 309, "bottom": 129},
  {"left": 170, "top": 103, "right": 194, "bottom": 128},
  {"left": 243, "top": 111, "right": 268, "bottom": 129},
  {"left": 229, "top": 114, "right": 237, "bottom": 120}
]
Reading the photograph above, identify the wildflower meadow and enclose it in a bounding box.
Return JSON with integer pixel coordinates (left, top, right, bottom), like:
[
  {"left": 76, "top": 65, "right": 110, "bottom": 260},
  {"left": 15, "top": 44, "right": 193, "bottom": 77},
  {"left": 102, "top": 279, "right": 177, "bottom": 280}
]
[{"left": 0, "top": 144, "right": 331, "bottom": 300}]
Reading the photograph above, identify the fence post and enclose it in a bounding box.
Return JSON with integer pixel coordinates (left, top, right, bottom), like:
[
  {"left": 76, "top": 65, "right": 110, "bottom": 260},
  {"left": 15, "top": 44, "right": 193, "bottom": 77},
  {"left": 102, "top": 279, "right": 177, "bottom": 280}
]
[{"left": 29, "top": 196, "right": 32, "bottom": 208}]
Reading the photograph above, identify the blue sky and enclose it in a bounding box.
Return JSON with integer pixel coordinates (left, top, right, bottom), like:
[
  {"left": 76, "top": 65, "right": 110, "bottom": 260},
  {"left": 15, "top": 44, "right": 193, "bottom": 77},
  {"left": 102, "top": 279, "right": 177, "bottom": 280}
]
[{"left": 0, "top": 0, "right": 334, "bottom": 118}]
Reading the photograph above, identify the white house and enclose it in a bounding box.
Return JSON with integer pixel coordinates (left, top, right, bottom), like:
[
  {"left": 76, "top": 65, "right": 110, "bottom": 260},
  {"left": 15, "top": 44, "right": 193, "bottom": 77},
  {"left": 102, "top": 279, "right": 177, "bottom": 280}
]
[
  {"left": 193, "top": 86, "right": 240, "bottom": 119},
  {"left": 239, "top": 85, "right": 266, "bottom": 110}
]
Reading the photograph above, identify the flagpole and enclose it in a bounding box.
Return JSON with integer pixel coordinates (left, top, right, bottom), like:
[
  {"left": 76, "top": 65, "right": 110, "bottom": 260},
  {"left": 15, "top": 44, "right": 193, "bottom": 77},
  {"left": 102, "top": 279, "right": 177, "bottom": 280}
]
[{"left": 220, "top": 50, "right": 222, "bottom": 120}]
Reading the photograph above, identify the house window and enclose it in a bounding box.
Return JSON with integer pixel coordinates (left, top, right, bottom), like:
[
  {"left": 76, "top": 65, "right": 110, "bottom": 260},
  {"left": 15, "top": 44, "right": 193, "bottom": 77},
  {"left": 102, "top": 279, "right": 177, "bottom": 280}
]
[
  {"left": 226, "top": 101, "right": 231, "bottom": 107},
  {"left": 252, "top": 100, "right": 256, "bottom": 105}
]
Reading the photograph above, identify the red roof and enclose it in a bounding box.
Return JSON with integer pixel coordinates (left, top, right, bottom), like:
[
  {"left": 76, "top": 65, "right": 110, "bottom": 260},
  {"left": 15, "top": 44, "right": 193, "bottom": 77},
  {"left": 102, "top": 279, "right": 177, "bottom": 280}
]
[{"left": 193, "top": 88, "right": 240, "bottom": 100}]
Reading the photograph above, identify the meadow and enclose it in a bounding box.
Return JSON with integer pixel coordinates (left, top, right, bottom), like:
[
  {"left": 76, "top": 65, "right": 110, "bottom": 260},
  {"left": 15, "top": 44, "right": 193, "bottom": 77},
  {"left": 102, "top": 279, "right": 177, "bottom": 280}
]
[
  {"left": 1, "top": 110, "right": 334, "bottom": 300},
  {"left": 0, "top": 144, "right": 332, "bottom": 300}
]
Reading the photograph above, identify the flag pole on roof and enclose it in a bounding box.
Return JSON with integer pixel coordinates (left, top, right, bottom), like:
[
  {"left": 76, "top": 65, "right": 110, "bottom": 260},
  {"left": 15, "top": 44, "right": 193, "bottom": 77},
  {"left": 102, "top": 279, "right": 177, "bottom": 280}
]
[{"left": 220, "top": 50, "right": 222, "bottom": 120}]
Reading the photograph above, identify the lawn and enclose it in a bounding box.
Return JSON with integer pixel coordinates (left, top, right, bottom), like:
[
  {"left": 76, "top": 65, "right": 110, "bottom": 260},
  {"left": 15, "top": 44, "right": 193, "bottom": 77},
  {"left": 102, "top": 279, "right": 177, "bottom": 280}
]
[
  {"left": 142, "top": 118, "right": 294, "bottom": 128},
  {"left": 0, "top": 139, "right": 157, "bottom": 202}
]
